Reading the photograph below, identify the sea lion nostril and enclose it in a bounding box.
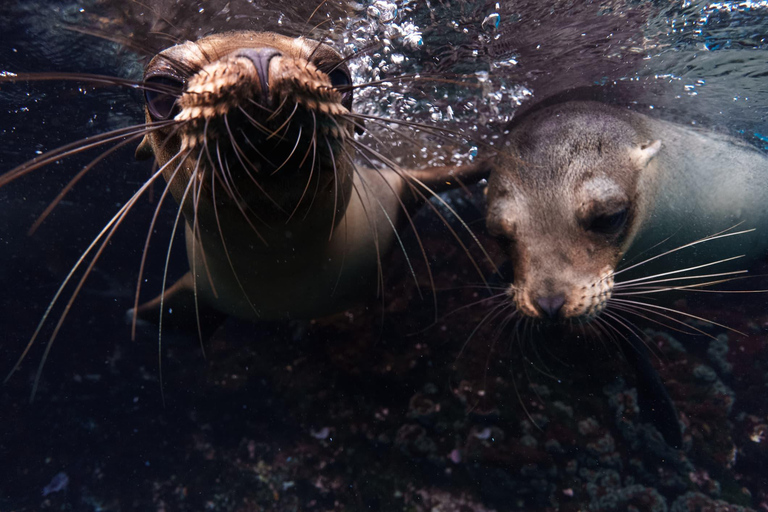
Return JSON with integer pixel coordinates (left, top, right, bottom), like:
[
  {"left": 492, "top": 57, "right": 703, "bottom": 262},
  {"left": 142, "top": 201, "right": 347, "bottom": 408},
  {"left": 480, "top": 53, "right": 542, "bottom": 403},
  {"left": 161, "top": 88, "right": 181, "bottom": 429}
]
[
  {"left": 231, "top": 48, "right": 282, "bottom": 102},
  {"left": 536, "top": 294, "right": 565, "bottom": 318}
]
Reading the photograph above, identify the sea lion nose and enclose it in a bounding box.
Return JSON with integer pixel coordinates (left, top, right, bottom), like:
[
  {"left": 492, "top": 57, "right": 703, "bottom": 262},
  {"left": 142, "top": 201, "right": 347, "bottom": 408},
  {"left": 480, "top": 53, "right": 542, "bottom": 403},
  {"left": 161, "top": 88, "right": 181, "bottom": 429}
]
[
  {"left": 231, "top": 48, "right": 282, "bottom": 102},
  {"left": 536, "top": 294, "right": 565, "bottom": 318}
]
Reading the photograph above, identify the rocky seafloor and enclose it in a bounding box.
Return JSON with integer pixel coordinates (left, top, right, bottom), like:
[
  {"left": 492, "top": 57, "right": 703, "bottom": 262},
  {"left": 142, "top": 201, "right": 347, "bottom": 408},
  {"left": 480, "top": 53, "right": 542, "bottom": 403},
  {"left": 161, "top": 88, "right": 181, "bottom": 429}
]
[{"left": 3, "top": 209, "right": 768, "bottom": 512}]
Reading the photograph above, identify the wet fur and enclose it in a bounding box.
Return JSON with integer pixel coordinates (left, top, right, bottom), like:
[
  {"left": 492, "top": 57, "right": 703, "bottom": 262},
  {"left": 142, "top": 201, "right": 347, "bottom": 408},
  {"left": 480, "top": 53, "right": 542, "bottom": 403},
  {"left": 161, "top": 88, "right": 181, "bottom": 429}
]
[
  {"left": 1, "top": 29, "right": 493, "bottom": 400},
  {"left": 487, "top": 100, "right": 768, "bottom": 321}
]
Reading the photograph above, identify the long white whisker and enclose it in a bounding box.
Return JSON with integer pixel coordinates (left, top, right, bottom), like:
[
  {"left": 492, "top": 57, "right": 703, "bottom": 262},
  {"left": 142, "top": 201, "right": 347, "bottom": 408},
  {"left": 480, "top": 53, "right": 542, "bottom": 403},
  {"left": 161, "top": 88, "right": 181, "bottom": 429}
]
[
  {"left": 614, "top": 256, "right": 746, "bottom": 287},
  {"left": 613, "top": 226, "right": 753, "bottom": 277}
]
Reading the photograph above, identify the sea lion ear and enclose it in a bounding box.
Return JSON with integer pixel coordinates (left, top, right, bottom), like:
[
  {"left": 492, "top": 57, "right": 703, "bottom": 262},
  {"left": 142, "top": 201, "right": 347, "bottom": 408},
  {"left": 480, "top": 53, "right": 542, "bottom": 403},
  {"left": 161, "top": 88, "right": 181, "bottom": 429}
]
[
  {"left": 633, "top": 139, "right": 661, "bottom": 168},
  {"left": 135, "top": 135, "right": 154, "bottom": 161}
]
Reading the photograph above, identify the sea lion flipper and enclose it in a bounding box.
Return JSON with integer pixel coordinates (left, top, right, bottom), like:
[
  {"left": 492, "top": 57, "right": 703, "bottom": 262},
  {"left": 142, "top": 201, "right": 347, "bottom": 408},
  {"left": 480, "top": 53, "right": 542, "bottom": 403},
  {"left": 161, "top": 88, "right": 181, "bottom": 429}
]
[
  {"left": 134, "top": 135, "right": 154, "bottom": 161},
  {"left": 622, "top": 337, "right": 683, "bottom": 449},
  {"left": 402, "top": 160, "right": 492, "bottom": 194},
  {"left": 129, "top": 272, "right": 226, "bottom": 339}
]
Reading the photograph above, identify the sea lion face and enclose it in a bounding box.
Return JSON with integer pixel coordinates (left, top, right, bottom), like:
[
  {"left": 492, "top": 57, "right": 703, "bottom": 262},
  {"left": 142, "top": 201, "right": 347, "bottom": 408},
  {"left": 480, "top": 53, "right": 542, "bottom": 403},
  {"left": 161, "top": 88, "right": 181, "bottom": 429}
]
[
  {"left": 486, "top": 105, "right": 661, "bottom": 322},
  {"left": 137, "top": 31, "right": 355, "bottom": 226}
]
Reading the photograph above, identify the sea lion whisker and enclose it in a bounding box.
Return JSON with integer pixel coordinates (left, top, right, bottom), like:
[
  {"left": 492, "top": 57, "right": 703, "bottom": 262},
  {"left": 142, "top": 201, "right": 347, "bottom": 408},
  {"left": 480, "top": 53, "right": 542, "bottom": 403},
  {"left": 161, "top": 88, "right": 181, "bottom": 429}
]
[
  {"left": 338, "top": 142, "right": 411, "bottom": 301},
  {"left": 614, "top": 233, "right": 679, "bottom": 271},
  {"left": 327, "top": 41, "right": 383, "bottom": 75},
  {"left": 0, "top": 120, "right": 178, "bottom": 188},
  {"left": 479, "top": 309, "right": 520, "bottom": 402},
  {"left": 158, "top": 162, "right": 202, "bottom": 405},
  {"left": 212, "top": 138, "right": 243, "bottom": 203},
  {"left": 350, "top": 138, "right": 498, "bottom": 282},
  {"left": 129, "top": 0, "right": 182, "bottom": 35},
  {"left": 523, "top": 329, "right": 564, "bottom": 379},
  {"left": 337, "top": 73, "right": 484, "bottom": 93},
  {"left": 238, "top": 126, "right": 283, "bottom": 170},
  {"left": 210, "top": 156, "right": 263, "bottom": 320},
  {"left": 598, "top": 311, "right": 656, "bottom": 358},
  {"left": 402, "top": 291, "right": 507, "bottom": 336},
  {"left": 131, "top": 153, "right": 191, "bottom": 341},
  {"left": 351, "top": 142, "right": 441, "bottom": 307},
  {"left": 237, "top": 105, "right": 273, "bottom": 135},
  {"left": 267, "top": 103, "right": 299, "bottom": 141},
  {"left": 612, "top": 226, "right": 753, "bottom": 277},
  {"left": 304, "top": 19, "right": 334, "bottom": 60},
  {"left": 6, "top": 161, "right": 172, "bottom": 401},
  {"left": 451, "top": 291, "right": 510, "bottom": 312},
  {"left": 345, "top": 165, "right": 386, "bottom": 300},
  {"left": 221, "top": 115, "right": 286, "bottom": 213},
  {"left": 408, "top": 292, "right": 511, "bottom": 336},
  {"left": 609, "top": 298, "right": 745, "bottom": 337},
  {"left": 433, "top": 285, "right": 509, "bottom": 292},
  {"left": 265, "top": 96, "right": 289, "bottom": 123},
  {"left": 288, "top": 116, "right": 319, "bottom": 222},
  {"left": 245, "top": 98, "right": 277, "bottom": 117},
  {"left": 324, "top": 136, "right": 341, "bottom": 241},
  {"left": 190, "top": 152, "right": 215, "bottom": 354},
  {"left": 607, "top": 304, "right": 702, "bottom": 337},
  {"left": 587, "top": 317, "right": 614, "bottom": 347},
  {"left": 592, "top": 316, "right": 641, "bottom": 367},
  {"left": 302, "top": 113, "right": 324, "bottom": 221},
  {"left": 608, "top": 302, "right": 714, "bottom": 342},
  {"left": 456, "top": 301, "right": 513, "bottom": 362},
  {"left": 329, "top": 147, "right": 352, "bottom": 297},
  {"left": 614, "top": 256, "right": 746, "bottom": 287},
  {"left": 213, "top": 139, "right": 271, "bottom": 244},
  {"left": 345, "top": 112, "right": 502, "bottom": 156},
  {"left": 614, "top": 269, "right": 749, "bottom": 289},
  {"left": 64, "top": 21, "right": 193, "bottom": 75},
  {"left": 509, "top": 327, "right": 545, "bottom": 432},
  {"left": 271, "top": 125, "right": 304, "bottom": 175},
  {"left": 0, "top": 72, "right": 183, "bottom": 96},
  {"left": 64, "top": 24, "right": 161, "bottom": 58},
  {"left": 613, "top": 277, "right": 755, "bottom": 296},
  {"left": 28, "top": 131, "right": 150, "bottom": 236}
]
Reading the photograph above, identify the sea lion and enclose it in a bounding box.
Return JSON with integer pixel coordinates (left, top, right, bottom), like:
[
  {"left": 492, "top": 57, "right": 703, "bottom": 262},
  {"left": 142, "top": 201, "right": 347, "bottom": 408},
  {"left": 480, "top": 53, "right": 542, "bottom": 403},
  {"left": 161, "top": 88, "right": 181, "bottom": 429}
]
[
  {"left": 127, "top": 31, "right": 490, "bottom": 328},
  {"left": 483, "top": 99, "right": 768, "bottom": 448},
  {"left": 1, "top": 30, "right": 491, "bottom": 396},
  {"left": 486, "top": 99, "right": 768, "bottom": 323}
]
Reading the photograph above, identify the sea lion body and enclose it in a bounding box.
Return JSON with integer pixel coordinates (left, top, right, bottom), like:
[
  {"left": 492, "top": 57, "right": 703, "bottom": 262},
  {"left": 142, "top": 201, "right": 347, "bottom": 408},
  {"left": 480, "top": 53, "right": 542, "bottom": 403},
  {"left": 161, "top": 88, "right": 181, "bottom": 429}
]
[
  {"left": 133, "top": 31, "right": 484, "bottom": 325},
  {"left": 486, "top": 100, "right": 768, "bottom": 321}
]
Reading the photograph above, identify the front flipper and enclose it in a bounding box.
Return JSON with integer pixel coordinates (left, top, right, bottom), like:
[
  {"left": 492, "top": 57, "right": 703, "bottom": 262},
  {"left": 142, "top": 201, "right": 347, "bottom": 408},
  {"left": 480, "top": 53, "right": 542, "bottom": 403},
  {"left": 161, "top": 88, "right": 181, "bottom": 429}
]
[
  {"left": 623, "top": 337, "right": 683, "bottom": 449},
  {"left": 402, "top": 160, "right": 492, "bottom": 194},
  {"left": 128, "top": 271, "right": 227, "bottom": 339}
]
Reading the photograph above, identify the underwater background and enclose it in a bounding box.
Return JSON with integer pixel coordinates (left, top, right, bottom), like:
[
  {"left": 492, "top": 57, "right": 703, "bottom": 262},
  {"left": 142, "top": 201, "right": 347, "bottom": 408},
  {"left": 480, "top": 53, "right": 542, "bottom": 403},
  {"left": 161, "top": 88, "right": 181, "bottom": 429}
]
[{"left": 1, "top": 0, "right": 768, "bottom": 510}]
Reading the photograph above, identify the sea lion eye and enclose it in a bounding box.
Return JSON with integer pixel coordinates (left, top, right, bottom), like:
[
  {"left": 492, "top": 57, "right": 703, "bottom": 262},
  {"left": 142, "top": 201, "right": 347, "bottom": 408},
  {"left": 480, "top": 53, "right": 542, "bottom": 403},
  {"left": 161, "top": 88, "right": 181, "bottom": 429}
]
[
  {"left": 328, "top": 68, "right": 351, "bottom": 88},
  {"left": 589, "top": 208, "right": 628, "bottom": 235},
  {"left": 144, "top": 76, "right": 184, "bottom": 120}
]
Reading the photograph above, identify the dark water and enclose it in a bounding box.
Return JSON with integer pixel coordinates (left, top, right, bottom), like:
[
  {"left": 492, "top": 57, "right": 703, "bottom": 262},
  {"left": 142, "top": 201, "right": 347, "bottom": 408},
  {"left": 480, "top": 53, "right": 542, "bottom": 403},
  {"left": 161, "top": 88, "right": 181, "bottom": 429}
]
[{"left": 1, "top": 1, "right": 768, "bottom": 510}]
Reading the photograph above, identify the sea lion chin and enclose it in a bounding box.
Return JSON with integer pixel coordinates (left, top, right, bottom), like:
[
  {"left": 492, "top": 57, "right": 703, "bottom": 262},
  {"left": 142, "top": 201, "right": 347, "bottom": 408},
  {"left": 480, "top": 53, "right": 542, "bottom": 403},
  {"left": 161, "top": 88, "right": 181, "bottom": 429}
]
[{"left": 486, "top": 99, "right": 768, "bottom": 324}]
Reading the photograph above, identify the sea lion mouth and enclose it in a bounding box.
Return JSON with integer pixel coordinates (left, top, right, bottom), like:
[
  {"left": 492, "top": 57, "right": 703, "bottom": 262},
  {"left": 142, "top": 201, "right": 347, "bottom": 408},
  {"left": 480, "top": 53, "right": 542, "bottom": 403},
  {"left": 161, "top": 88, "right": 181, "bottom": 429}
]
[
  {"left": 175, "top": 47, "right": 350, "bottom": 154},
  {"left": 509, "top": 268, "right": 615, "bottom": 323}
]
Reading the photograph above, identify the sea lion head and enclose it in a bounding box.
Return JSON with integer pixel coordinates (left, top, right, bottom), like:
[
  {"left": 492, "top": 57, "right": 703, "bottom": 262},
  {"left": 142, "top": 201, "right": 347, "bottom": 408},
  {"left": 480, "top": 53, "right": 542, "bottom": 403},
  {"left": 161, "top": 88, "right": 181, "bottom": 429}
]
[
  {"left": 486, "top": 102, "right": 661, "bottom": 322},
  {"left": 136, "top": 31, "right": 356, "bottom": 225}
]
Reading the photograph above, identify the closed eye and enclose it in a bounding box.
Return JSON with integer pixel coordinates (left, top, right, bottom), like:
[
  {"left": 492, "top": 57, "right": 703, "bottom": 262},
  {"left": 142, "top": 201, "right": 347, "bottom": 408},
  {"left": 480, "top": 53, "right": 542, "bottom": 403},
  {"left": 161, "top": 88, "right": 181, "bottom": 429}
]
[{"left": 588, "top": 208, "right": 628, "bottom": 235}]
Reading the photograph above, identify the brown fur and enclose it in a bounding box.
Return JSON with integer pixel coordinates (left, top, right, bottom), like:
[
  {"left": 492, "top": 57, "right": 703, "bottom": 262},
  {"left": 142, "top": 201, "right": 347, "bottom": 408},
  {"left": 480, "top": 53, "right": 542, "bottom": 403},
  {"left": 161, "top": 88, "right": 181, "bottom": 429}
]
[
  {"left": 132, "top": 31, "right": 489, "bottom": 326},
  {"left": 486, "top": 100, "right": 768, "bottom": 321}
]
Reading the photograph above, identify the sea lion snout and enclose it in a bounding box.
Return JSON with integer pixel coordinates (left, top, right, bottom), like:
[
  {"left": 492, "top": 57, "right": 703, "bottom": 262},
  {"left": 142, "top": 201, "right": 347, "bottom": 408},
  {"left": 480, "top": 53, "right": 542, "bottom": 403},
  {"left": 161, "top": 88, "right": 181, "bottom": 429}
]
[
  {"left": 513, "top": 266, "right": 614, "bottom": 321},
  {"left": 228, "top": 47, "right": 282, "bottom": 102},
  {"left": 535, "top": 294, "right": 565, "bottom": 318}
]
